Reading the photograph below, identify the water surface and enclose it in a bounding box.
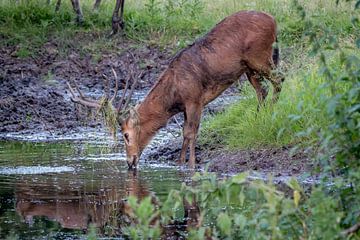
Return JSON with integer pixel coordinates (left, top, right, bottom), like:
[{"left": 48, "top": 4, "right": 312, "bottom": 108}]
[{"left": 0, "top": 140, "right": 189, "bottom": 239}]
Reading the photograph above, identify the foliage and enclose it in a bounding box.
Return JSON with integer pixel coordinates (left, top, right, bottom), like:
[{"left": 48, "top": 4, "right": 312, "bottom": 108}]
[
  {"left": 294, "top": 0, "right": 360, "bottom": 232},
  {"left": 122, "top": 196, "right": 161, "bottom": 239},
  {"left": 123, "top": 0, "right": 360, "bottom": 239},
  {"left": 0, "top": 0, "right": 357, "bottom": 54},
  {"left": 124, "top": 171, "right": 354, "bottom": 239}
]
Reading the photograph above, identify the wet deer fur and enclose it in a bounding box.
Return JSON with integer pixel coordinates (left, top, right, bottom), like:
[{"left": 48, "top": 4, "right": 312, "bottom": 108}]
[{"left": 121, "top": 10, "right": 284, "bottom": 168}]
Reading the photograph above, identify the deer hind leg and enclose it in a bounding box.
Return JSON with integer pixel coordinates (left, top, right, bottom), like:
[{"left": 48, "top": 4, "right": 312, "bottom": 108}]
[
  {"left": 252, "top": 60, "right": 284, "bottom": 104},
  {"left": 246, "top": 71, "right": 268, "bottom": 109},
  {"left": 268, "top": 70, "right": 285, "bottom": 103},
  {"left": 178, "top": 104, "right": 202, "bottom": 168}
]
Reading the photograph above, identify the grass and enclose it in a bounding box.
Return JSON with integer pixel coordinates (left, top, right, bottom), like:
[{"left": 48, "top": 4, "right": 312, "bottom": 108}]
[
  {"left": 0, "top": 0, "right": 357, "bottom": 54},
  {"left": 199, "top": 68, "right": 325, "bottom": 149}
]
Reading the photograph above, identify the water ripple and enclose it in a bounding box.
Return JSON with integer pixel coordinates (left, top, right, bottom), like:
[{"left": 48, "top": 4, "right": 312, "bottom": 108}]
[{"left": 0, "top": 166, "right": 75, "bottom": 175}]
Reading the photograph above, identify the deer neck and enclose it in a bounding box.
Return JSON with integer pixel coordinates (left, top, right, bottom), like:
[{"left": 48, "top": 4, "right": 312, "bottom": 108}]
[{"left": 136, "top": 76, "right": 176, "bottom": 152}]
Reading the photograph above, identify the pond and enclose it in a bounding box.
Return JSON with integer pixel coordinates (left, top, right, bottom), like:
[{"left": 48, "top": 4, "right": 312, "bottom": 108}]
[{"left": 0, "top": 139, "right": 192, "bottom": 239}]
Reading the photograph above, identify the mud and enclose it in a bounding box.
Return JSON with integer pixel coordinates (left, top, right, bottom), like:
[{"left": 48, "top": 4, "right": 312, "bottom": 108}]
[
  {"left": 0, "top": 40, "right": 171, "bottom": 133},
  {"left": 202, "top": 146, "right": 310, "bottom": 176},
  {"left": 146, "top": 137, "right": 311, "bottom": 177}
]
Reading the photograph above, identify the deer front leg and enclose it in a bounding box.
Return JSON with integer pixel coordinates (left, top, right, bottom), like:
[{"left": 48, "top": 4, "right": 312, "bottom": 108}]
[
  {"left": 178, "top": 104, "right": 202, "bottom": 168},
  {"left": 179, "top": 136, "right": 190, "bottom": 165},
  {"left": 269, "top": 72, "right": 285, "bottom": 103}
]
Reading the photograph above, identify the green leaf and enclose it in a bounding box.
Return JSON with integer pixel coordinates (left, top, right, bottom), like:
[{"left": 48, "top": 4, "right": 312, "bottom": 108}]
[
  {"left": 294, "top": 190, "right": 301, "bottom": 208},
  {"left": 231, "top": 172, "right": 248, "bottom": 184},
  {"left": 137, "top": 197, "right": 154, "bottom": 223},
  {"left": 217, "top": 212, "right": 232, "bottom": 236},
  {"left": 348, "top": 104, "right": 360, "bottom": 114},
  {"left": 277, "top": 127, "right": 286, "bottom": 141},
  {"left": 286, "top": 177, "right": 303, "bottom": 192},
  {"left": 128, "top": 195, "right": 138, "bottom": 209},
  {"left": 239, "top": 189, "right": 245, "bottom": 206},
  {"left": 234, "top": 214, "right": 247, "bottom": 230}
]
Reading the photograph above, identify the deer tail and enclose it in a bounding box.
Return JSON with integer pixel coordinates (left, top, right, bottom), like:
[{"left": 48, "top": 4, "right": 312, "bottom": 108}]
[{"left": 272, "top": 37, "right": 280, "bottom": 67}]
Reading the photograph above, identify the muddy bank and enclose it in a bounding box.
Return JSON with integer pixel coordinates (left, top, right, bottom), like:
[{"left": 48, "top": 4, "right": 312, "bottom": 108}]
[
  {"left": 147, "top": 138, "right": 311, "bottom": 177},
  {"left": 202, "top": 146, "right": 310, "bottom": 176},
  {"left": 0, "top": 40, "right": 171, "bottom": 133}
]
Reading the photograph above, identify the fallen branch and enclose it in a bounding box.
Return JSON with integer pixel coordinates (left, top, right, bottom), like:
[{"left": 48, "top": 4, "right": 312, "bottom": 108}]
[{"left": 341, "top": 222, "right": 360, "bottom": 236}]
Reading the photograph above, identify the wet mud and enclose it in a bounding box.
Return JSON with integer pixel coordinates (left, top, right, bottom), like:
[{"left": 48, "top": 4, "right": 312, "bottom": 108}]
[
  {"left": 0, "top": 40, "right": 170, "bottom": 133},
  {"left": 147, "top": 137, "right": 311, "bottom": 178}
]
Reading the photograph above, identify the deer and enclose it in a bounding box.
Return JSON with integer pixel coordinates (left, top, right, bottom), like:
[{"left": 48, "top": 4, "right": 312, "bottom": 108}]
[
  {"left": 67, "top": 10, "right": 284, "bottom": 169},
  {"left": 16, "top": 170, "right": 200, "bottom": 236},
  {"left": 54, "top": 0, "right": 125, "bottom": 35}
]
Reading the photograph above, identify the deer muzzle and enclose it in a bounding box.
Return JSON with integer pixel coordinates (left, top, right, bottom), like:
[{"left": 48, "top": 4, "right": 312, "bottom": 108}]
[{"left": 127, "top": 155, "right": 139, "bottom": 169}]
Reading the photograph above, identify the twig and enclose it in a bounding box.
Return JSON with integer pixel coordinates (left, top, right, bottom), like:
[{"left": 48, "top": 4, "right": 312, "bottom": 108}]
[
  {"left": 110, "top": 68, "right": 119, "bottom": 103},
  {"left": 341, "top": 222, "right": 360, "bottom": 236},
  {"left": 173, "top": 116, "right": 183, "bottom": 128},
  {"left": 102, "top": 73, "right": 110, "bottom": 99}
]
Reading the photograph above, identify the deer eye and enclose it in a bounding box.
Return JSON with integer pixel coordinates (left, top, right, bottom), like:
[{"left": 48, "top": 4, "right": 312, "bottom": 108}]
[{"left": 124, "top": 133, "right": 130, "bottom": 143}]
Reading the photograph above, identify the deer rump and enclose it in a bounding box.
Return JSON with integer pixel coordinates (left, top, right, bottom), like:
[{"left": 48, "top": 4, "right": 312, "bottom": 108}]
[
  {"left": 69, "top": 10, "right": 283, "bottom": 169},
  {"left": 164, "top": 10, "right": 280, "bottom": 109}
]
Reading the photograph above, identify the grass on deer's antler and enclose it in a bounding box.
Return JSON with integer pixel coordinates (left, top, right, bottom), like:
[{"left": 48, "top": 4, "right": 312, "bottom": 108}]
[{"left": 98, "top": 98, "right": 119, "bottom": 141}]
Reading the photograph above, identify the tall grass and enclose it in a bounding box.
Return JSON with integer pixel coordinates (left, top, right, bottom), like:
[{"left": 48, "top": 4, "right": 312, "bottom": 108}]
[
  {"left": 0, "top": 0, "right": 357, "bottom": 53},
  {"left": 199, "top": 52, "right": 353, "bottom": 150}
]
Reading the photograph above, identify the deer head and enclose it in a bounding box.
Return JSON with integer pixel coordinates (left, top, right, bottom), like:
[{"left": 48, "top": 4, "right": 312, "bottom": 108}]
[
  {"left": 67, "top": 62, "right": 143, "bottom": 169},
  {"left": 120, "top": 107, "right": 141, "bottom": 168}
]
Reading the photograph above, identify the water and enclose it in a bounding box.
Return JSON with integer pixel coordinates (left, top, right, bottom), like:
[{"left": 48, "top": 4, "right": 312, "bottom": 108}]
[{"left": 0, "top": 140, "right": 190, "bottom": 239}]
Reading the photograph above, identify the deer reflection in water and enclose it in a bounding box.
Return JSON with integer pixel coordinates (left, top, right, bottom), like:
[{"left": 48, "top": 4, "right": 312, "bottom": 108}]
[{"left": 15, "top": 170, "right": 200, "bottom": 237}]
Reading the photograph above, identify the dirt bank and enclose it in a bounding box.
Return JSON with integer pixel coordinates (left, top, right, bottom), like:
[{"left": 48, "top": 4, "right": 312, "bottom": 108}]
[
  {"left": 0, "top": 39, "right": 171, "bottom": 133},
  {"left": 146, "top": 137, "right": 311, "bottom": 176}
]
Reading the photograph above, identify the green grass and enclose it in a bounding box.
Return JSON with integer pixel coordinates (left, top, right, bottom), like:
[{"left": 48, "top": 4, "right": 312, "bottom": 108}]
[{"left": 0, "top": 0, "right": 357, "bottom": 54}]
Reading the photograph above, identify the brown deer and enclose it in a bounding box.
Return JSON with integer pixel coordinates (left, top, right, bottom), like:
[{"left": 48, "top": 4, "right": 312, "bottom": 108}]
[{"left": 67, "top": 10, "right": 284, "bottom": 169}]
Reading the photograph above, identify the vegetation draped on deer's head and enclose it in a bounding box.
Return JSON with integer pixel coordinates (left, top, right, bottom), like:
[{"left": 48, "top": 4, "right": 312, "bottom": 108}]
[{"left": 66, "top": 57, "right": 141, "bottom": 140}]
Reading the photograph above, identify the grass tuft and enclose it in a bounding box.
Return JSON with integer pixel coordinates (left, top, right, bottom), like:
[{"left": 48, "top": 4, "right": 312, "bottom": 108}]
[{"left": 99, "top": 99, "right": 119, "bottom": 141}]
